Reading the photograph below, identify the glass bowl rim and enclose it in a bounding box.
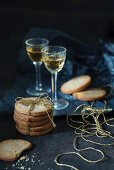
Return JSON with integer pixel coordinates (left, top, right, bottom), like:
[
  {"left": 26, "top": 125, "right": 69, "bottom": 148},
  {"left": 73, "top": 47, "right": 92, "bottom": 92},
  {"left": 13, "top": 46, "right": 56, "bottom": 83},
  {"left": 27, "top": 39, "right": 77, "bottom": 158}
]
[
  {"left": 25, "top": 38, "right": 49, "bottom": 47},
  {"left": 42, "top": 46, "right": 66, "bottom": 55}
]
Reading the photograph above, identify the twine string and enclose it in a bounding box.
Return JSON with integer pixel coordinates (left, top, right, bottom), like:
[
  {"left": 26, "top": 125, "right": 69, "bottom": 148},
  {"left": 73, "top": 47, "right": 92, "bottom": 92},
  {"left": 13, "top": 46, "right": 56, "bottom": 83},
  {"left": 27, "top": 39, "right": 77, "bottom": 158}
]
[
  {"left": 55, "top": 84, "right": 114, "bottom": 170},
  {"left": 15, "top": 93, "right": 56, "bottom": 135}
]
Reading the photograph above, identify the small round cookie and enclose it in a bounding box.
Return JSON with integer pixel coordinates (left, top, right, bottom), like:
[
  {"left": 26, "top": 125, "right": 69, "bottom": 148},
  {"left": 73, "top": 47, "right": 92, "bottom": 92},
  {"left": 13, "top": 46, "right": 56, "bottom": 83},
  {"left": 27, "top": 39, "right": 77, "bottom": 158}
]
[
  {"left": 15, "top": 97, "right": 53, "bottom": 117},
  {"left": 73, "top": 88, "right": 106, "bottom": 101},
  {"left": 13, "top": 113, "right": 50, "bottom": 127},
  {"left": 16, "top": 125, "right": 53, "bottom": 136},
  {"left": 16, "top": 121, "right": 53, "bottom": 132},
  {"left": 60, "top": 75, "right": 91, "bottom": 94},
  {"left": 14, "top": 109, "right": 52, "bottom": 122}
]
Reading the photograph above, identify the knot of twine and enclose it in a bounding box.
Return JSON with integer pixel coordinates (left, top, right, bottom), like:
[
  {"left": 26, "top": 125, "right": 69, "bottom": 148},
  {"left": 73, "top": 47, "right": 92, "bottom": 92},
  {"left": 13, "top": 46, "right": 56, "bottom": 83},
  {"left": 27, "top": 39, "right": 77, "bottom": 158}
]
[{"left": 15, "top": 93, "right": 56, "bottom": 135}]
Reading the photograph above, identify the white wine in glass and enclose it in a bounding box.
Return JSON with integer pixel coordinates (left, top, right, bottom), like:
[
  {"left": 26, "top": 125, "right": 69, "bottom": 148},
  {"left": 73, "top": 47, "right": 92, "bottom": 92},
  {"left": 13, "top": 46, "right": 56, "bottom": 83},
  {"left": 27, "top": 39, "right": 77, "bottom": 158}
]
[
  {"left": 25, "top": 38, "right": 51, "bottom": 96},
  {"left": 42, "top": 46, "right": 69, "bottom": 110}
]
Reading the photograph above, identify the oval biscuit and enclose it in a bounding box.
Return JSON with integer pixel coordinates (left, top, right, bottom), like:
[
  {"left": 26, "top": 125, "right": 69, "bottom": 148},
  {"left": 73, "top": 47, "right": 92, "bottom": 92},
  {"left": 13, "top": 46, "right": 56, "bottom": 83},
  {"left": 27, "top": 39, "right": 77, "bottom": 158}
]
[
  {"left": 60, "top": 75, "right": 91, "bottom": 94},
  {"left": 73, "top": 88, "right": 106, "bottom": 101}
]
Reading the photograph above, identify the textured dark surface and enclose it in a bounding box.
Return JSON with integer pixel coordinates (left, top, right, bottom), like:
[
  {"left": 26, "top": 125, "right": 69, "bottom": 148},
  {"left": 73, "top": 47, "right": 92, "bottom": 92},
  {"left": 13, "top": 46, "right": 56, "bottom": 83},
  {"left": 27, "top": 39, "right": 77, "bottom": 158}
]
[
  {"left": 0, "top": 28, "right": 114, "bottom": 170},
  {"left": 0, "top": 1, "right": 114, "bottom": 169},
  {"left": 0, "top": 111, "right": 114, "bottom": 170}
]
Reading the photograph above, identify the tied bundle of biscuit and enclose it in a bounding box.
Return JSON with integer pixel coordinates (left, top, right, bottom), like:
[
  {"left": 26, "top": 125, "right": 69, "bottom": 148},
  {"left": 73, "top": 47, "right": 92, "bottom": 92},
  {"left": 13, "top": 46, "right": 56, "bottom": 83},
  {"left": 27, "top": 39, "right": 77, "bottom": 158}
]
[
  {"left": 61, "top": 75, "right": 107, "bottom": 101},
  {"left": 13, "top": 94, "right": 55, "bottom": 136}
]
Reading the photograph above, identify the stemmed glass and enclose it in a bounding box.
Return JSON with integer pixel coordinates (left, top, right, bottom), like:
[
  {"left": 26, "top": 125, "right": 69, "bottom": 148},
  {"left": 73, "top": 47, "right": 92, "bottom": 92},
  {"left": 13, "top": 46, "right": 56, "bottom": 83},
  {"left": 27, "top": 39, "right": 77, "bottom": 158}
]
[
  {"left": 42, "top": 46, "right": 69, "bottom": 110},
  {"left": 25, "top": 38, "right": 50, "bottom": 96}
]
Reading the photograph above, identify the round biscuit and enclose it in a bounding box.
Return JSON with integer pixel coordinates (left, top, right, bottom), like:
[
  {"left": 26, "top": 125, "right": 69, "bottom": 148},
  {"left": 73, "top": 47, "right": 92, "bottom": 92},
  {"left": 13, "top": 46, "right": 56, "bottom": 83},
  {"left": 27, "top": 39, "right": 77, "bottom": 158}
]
[
  {"left": 16, "top": 121, "right": 53, "bottom": 132},
  {"left": 60, "top": 75, "right": 91, "bottom": 94},
  {"left": 13, "top": 113, "right": 51, "bottom": 127},
  {"left": 16, "top": 125, "right": 53, "bottom": 136},
  {"left": 73, "top": 88, "right": 106, "bottom": 101},
  {"left": 15, "top": 97, "right": 53, "bottom": 116},
  {"left": 14, "top": 109, "right": 52, "bottom": 122}
]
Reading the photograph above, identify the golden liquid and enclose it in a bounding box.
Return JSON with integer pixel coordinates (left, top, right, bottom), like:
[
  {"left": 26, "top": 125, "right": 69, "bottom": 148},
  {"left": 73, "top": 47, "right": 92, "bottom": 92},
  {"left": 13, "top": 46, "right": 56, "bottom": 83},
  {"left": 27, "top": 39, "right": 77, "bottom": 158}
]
[
  {"left": 27, "top": 48, "right": 42, "bottom": 62},
  {"left": 44, "top": 57, "right": 65, "bottom": 73}
]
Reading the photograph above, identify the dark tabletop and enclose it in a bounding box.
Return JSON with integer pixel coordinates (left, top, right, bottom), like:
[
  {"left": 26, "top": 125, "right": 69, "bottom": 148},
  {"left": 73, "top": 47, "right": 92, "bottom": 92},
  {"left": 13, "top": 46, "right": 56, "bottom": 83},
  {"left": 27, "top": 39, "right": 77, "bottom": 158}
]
[
  {"left": 0, "top": 110, "right": 114, "bottom": 170},
  {"left": 0, "top": 7, "right": 114, "bottom": 168},
  {"left": 0, "top": 33, "right": 114, "bottom": 170}
]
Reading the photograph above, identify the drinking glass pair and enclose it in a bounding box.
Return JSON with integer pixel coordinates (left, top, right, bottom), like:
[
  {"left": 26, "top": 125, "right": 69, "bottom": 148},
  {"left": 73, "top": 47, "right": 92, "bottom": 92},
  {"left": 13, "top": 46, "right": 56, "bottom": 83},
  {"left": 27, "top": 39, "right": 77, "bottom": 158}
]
[{"left": 25, "top": 38, "right": 69, "bottom": 110}]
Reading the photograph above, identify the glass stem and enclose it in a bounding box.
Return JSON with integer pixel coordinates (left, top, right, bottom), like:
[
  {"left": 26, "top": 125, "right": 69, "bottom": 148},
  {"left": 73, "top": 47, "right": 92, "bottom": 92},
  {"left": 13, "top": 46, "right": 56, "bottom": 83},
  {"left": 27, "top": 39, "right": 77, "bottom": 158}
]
[
  {"left": 34, "top": 62, "right": 42, "bottom": 90},
  {"left": 51, "top": 73, "right": 57, "bottom": 102}
]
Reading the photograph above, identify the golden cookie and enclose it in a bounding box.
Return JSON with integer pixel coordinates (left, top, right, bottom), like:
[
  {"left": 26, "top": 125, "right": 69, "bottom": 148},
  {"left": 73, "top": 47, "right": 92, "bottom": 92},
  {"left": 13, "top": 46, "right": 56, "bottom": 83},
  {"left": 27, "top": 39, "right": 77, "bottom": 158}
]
[
  {"left": 16, "top": 125, "right": 53, "bottom": 136},
  {"left": 15, "top": 97, "right": 53, "bottom": 117},
  {"left": 14, "top": 109, "right": 52, "bottom": 122},
  {"left": 16, "top": 121, "right": 53, "bottom": 132},
  {"left": 13, "top": 113, "right": 50, "bottom": 127},
  {"left": 0, "top": 139, "right": 32, "bottom": 161},
  {"left": 60, "top": 75, "right": 91, "bottom": 94},
  {"left": 73, "top": 88, "right": 106, "bottom": 101}
]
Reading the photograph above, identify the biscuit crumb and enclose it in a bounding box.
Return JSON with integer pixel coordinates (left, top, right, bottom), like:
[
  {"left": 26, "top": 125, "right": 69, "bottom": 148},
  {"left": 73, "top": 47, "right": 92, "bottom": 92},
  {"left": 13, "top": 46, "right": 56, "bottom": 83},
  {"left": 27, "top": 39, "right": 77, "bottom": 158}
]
[
  {"left": 12, "top": 164, "right": 15, "bottom": 167},
  {"left": 20, "top": 156, "right": 26, "bottom": 160},
  {"left": 9, "top": 151, "right": 42, "bottom": 170},
  {"left": 20, "top": 166, "right": 25, "bottom": 170}
]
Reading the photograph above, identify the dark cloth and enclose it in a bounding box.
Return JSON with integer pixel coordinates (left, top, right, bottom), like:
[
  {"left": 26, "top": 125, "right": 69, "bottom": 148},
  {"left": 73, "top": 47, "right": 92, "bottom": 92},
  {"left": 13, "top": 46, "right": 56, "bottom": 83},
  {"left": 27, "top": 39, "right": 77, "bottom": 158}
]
[{"left": 1, "top": 28, "right": 114, "bottom": 115}]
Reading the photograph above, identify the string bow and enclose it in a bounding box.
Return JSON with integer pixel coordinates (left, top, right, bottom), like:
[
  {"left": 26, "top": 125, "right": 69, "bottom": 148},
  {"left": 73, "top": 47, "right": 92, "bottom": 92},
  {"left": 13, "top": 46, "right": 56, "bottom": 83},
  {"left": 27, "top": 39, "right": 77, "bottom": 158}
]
[{"left": 15, "top": 93, "right": 56, "bottom": 135}]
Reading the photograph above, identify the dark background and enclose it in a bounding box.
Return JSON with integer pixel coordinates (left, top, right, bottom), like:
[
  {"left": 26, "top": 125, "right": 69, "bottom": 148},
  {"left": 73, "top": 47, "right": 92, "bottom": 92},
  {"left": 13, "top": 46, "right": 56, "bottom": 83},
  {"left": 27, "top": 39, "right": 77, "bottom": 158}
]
[
  {"left": 0, "top": 0, "right": 114, "bottom": 93},
  {"left": 0, "top": 1, "right": 114, "bottom": 169}
]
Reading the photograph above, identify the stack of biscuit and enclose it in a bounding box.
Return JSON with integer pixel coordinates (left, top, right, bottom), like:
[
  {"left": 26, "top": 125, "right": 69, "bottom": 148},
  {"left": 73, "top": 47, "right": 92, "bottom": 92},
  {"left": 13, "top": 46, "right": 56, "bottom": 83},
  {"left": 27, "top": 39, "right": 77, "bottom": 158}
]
[
  {"left": 13, "top": 97, "right": 54, "bottom": 136},
  {"left": 60, "top": 75, "right": 106, "bottom": 101}
]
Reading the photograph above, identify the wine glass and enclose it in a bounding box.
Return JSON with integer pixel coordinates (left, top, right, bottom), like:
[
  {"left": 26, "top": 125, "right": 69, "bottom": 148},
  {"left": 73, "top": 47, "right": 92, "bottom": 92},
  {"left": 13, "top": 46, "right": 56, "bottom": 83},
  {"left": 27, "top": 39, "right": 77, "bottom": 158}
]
[
  {"left": 42, "top": 46, "right": 69, "bottom": 110},
  {"left": 25, "top": 38, "right": 51, "bottom": 96}
]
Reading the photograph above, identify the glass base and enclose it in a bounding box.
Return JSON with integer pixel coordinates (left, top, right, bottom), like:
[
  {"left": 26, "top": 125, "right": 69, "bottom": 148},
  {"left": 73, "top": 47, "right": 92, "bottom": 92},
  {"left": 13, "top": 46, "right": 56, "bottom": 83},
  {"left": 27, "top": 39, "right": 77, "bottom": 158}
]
[
  {"left": 53, "top": 99, "right": 69, "bottom": 110},
  {"left": 26, "top": 86, "right": 51, "bottom": 96}
]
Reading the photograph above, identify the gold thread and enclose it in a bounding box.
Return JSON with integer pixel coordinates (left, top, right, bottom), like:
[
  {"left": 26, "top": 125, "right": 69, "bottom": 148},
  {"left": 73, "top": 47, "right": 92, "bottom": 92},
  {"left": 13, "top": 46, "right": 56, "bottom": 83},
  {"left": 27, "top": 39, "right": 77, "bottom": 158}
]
[
  {"left": 55, "top": 93, "right": 113, "bottom": 169},
  {"left": 15, "top": 93, "right": 56, "bottom": 135}
]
